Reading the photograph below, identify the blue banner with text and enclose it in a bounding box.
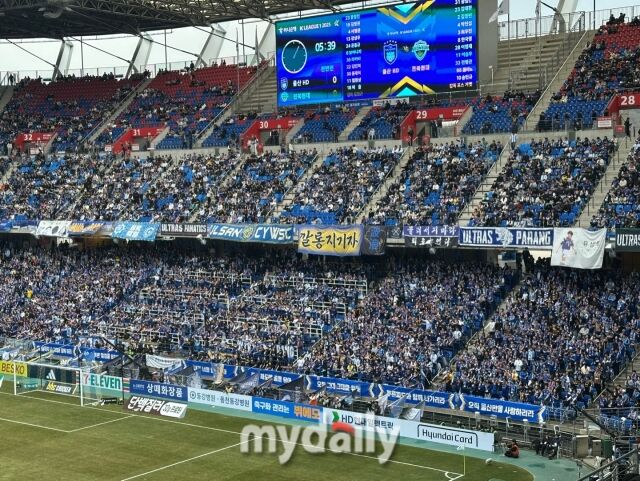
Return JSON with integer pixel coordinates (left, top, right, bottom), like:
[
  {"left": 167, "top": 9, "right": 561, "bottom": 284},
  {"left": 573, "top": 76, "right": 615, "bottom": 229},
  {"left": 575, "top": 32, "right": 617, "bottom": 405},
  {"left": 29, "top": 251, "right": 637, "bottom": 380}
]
[
  {"left": 459, "top": 227, "right": 554, "bottom": 249},
  {"left": 129, "top": 379, "right": 188, "bottom": 401},
  {"left": 112, "top": 222, "right": 160, "bottom": 242},
  {"left": 207, "top": 224, "right": 294, "bottom": 244}
]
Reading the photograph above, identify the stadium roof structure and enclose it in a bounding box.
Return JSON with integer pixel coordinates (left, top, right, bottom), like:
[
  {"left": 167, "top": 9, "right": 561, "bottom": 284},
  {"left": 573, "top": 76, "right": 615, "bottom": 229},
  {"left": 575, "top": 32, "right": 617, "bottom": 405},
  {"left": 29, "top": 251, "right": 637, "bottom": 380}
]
[{"left": 0, "top": 0, "right": 345, "bottom": 39}]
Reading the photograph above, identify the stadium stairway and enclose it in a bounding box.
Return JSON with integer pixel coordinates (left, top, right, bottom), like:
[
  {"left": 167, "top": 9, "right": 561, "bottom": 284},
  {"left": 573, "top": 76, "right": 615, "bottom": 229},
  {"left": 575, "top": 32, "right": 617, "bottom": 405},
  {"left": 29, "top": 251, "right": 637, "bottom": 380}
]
[
  {"left": 485, "top": 31, "right": 585, "bottom": 96},
  {"left": 236, "top": 65, "right": 277, "bottom": 114},
  {"left": 196, "top": 64, "right": 275, "bottom": 147},
  {"left": 270, "top": 151, "right": 328, "bottom": 221},
  {"left": 150, "top": 127, "right": 171, "bottom": 149},
  {"left": 521, "top": 29, "right": 596, "bottom": 132},
  {"left": 284, "top": 118, "right": 306, "bottom": 145},
  {"left": 338, "top": 106, "right": 372, "bottom": 142},
  {"left": 358, "top": 146, "right": 413, "bottom": 221},
  {"left": 0, "top": 86, "right": 14, "bottom": 113},
  {"left": 574, "top": 137, "right": 633, "bottom": 228},
  {"left": 600, "top": 351, "right": 640, "bottom": 401},
  {"left": 87, "top": 77, "right": 153, "bottom": 144}
]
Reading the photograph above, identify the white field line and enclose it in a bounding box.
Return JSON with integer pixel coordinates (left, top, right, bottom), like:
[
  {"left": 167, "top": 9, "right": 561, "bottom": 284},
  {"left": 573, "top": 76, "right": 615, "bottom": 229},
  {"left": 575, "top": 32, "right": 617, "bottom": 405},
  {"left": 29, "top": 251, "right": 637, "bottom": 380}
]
[
  {"left": 0, "top": 391, "right": 463, "bottom": 479},
  {"left": 119, "top": 440, "right": 250, "bottom": 481},
  {"left": 68, "top": 414, "right": 135, "bottom": 432},
  {"left": 0, "top": 415, "right": 70, "bottom": 433}
]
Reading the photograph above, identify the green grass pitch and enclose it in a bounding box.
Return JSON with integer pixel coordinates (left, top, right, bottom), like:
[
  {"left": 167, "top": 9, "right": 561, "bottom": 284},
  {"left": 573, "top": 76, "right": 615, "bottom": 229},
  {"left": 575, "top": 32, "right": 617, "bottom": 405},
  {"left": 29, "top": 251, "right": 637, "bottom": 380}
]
[{"left": 0, "top": 383, "right": 533, "bottom": 481}]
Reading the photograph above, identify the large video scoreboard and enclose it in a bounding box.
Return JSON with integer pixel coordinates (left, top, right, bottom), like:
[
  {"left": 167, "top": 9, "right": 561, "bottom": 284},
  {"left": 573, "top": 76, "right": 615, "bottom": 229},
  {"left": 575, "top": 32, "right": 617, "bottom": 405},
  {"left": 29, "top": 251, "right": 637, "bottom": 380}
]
[{"left": 275, "top": 0, "right": 478, "bottom": 107}]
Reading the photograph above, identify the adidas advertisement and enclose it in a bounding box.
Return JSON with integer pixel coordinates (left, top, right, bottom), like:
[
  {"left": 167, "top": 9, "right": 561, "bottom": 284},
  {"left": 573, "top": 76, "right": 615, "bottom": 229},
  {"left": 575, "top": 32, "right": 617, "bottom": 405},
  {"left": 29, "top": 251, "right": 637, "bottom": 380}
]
[
  {"left": 45, "top": 381, "right": 76, "bottom": 395},
  {"left": 28, "top": 366, "right": 77, "bottom": 384}
]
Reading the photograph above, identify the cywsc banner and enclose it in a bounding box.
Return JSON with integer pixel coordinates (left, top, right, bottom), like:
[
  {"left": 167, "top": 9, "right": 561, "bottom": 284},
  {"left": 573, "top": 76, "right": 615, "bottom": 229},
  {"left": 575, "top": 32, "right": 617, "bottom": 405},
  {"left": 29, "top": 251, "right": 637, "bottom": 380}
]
[
  {"left": 297, "top": 225, "right": 363, "bottom": 256},
  {"left": 551, "top": 228, "right": 606, "bottom": 269}
]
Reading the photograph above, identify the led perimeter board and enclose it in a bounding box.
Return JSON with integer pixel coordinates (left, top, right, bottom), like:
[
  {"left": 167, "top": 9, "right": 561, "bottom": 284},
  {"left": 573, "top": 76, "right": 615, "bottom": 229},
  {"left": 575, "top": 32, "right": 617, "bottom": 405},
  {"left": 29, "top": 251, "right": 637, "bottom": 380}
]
[{"left": 275, "top": 0, "right": 477, "bottom": 107}]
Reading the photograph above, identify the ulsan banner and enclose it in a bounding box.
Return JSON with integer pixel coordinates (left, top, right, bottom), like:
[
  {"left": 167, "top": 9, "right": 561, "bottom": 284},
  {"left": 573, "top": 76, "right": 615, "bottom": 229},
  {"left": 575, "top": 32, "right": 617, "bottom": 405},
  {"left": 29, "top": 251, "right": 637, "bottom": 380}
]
[
  {"left": 551, "top": 228, "right": 606, "bottom": 269},
  {"left": 206, "top": 224, "right": 294, "bottom": 244},
  {"left": 459, "top": 227, "right": 554, "bottom": 249},
  {"left": 297, "top": 225, "right": 363, "bottom": 256},
  {"left": 111, "top": 222, "right": 160, "bottom": 242}
]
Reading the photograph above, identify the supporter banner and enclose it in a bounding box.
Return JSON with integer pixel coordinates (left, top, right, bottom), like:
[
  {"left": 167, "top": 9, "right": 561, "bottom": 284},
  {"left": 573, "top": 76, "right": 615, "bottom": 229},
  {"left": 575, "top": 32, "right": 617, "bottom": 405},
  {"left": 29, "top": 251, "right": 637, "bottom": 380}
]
[
  {"left": 386, "top": 224, "right": 403, "bottom": 239},
  {"left": 125, "top": 396, "right": 187, "bottom": 418},
  {"left": 145, "top": 354, "right": 185, "bottom": 371},
  {"left": 188, "top": 387, "right": 252, "bottom": 412},
  {"left": 379, "top": 384, "right": 455, "bottom": 410},
  {"left": 240, "top": 367, "right": 300, "bottom": 386},
  {"left": 207, "top": 224, "right": 294, "bottom": 244},
  {"left": 32, "top": 342, "right": 119, "bottom": 362},
  {"left": 325, "top": 408, "right": 494, "bottom": 452},
  {"left": 403, "top": 226, "right": 459, "bottom": 238},
  {"left": 405, "top": 236, "right": 458, "bottom": 248},
  {"left": 160, "top": 223, "right": 208, "bottom": 237},
  {"left": 186, "top": 360, "right": 225, "bottom": 379},
  {"left": 615, "top": 228, "right": 640, "bottom": 252},
  {"left": 297, "top": 225, "right": 363, "bottom": 257},
  {"left": 0, "top": 360, "right": 27, "bottom": 378},
  {"left": 305, "top": 375, "right": 373, "bottom": 397},
  {"left": 551, "top": 228, "right": 606, "bottom": 269},
  {"left": 33, "top": 341, "right": 75, "bottom": 357},
  {"left": 459, "top": 394, "right": 546, "bottom": 423},
  {"left": 0, "top": 220, "right": 13, "bottom": 232},
  {"left": 459, "top": 227, "right": 554, "bottom": 249},
  {"left": 252, "top": 397, "right": 322, "bottom": 423},
  {"left": 129, "top": 379, "right": 188, "bottom": 402},
  {"left": 81, "top": 373, "right": 123, "bottom": 391},
  {"left": 362, "top": 225, "right": 387, "bottom": 255},
  {"left": 36, "top": 220, "right": 71, "bottom": 238},
  {"left": 112, "top": 222, "right": 160, "bottom": 242},
  {"left": 82, "top": 348, "right": 120, "bottom": 363},
  {"left": 67, "top": 222, "right": 104, "bottom": 236}
]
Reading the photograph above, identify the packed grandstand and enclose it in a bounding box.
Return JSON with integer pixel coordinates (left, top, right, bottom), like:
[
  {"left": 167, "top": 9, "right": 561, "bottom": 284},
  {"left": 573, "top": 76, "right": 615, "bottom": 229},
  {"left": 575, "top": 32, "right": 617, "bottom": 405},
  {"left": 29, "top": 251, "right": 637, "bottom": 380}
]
[{"left": 3, "top": 2, "right": 640, "bottom": 480}]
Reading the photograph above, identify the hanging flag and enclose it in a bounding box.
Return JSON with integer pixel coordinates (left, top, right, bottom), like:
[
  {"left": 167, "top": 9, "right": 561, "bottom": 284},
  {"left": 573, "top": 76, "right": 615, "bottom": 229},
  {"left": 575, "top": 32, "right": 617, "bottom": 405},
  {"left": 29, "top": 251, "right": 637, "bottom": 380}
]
[
  {"left": 388, "top": 393, "right": 408, "bottom": 418},
  {"left": 489, "top": 0, "right": 509, "bottom": 23},
  {"left": 235, "top": 28, "right": 240, "bottom": 61},
  {"left": 254, "top": 27, "right": 262, "bottom": 64},
  {"left": 377, "top": 393, "right": 390, "bottom": 413},
  {"left": 402, "top": 401, "right": 425, "bottom": 421}
]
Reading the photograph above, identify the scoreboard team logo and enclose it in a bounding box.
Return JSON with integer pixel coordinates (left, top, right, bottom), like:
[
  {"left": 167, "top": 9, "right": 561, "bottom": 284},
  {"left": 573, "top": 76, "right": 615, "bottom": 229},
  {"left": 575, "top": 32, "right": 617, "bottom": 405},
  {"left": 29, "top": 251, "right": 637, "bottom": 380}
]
[{"left": 383, "top": 41, "right": 397, "bottom": 65}]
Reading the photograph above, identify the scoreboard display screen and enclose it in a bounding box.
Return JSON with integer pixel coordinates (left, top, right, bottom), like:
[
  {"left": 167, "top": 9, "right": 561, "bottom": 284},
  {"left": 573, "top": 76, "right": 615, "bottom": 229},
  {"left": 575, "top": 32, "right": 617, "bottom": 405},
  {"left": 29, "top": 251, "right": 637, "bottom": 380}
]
[{"left": 275, "top": 0, "right": 478, "bottom": 107}]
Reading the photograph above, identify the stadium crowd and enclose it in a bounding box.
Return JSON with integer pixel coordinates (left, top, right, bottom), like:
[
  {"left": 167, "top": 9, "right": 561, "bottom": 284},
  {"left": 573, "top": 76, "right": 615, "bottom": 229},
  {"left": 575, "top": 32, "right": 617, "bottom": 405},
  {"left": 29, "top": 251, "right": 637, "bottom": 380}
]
[
  {"left": 468, "top": 136, "right": 614, "bottom": 227},
  {"left": 280, "top": 146, "right": 402, "bottom": 224},
  {"left": 441, "top": 262, "right": 640, "bottom": 408},
  {"left": 367, "top": 140, "right": 501, "bottom": 226},
  {"left": 591, "top": 136, "right": 640, "bottom": 228}
]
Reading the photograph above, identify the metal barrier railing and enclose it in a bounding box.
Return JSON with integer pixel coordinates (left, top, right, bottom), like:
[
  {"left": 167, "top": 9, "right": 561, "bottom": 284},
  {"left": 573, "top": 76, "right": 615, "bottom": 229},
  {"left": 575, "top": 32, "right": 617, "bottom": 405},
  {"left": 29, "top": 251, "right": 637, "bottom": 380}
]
[{"left": 577, "top": 447, "right": 639, "bottom": 481}]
